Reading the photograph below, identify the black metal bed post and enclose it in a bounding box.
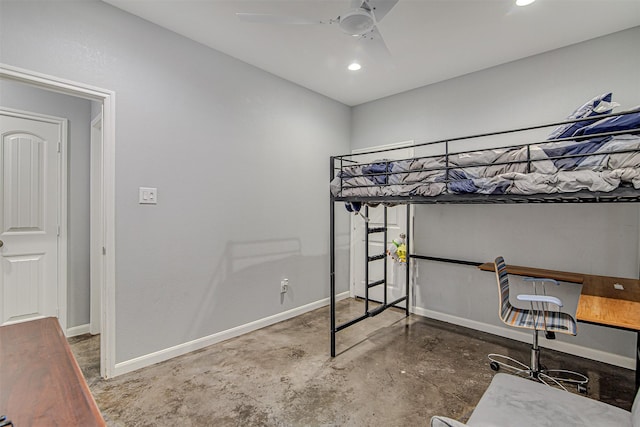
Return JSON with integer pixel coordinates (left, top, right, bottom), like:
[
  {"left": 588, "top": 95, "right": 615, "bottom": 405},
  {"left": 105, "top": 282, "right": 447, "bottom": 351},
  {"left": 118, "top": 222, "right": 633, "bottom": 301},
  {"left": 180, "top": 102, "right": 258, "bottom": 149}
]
[
  {"left": 445, "top": 141, "right": 450, "bottom": 191},
  {"left": 383, "top": 206, "right": 388, "bottom": 306},
  {"left": 405, "top": 205, "right": 411, "bottom": 316},
  {"left": 637, "top": 249, "right": 640, "bottom": 391},
  {"left": 364, "top": 205, "right": 370, "bottom": 314},
  {"left": 330, "top": 156, "right": 336, "bottom": 357}
]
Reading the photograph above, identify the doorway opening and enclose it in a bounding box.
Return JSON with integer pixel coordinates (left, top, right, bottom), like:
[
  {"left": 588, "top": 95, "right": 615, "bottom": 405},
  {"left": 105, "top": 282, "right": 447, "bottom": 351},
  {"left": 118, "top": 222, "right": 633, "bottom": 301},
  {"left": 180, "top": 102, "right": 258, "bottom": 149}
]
[{"left": 0, "top": 64, "right": 116, "bottom": 378}]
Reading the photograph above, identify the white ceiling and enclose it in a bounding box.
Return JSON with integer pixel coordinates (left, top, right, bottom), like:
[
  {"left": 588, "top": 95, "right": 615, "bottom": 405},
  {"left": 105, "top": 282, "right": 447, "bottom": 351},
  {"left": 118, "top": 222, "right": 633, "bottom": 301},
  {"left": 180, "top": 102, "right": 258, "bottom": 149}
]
[{"left": 104, "top": 0, "right": 640, "bottom": 106}]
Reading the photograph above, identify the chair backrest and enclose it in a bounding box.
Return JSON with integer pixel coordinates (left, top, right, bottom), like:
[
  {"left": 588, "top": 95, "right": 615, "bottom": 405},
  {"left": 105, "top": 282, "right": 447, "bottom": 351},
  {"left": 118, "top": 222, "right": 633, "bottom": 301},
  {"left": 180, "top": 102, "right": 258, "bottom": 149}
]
[
  {"left": 494, "top": 256, "right": 513, "bottom": 321},
  {"left": 494, "top": 256, "right": 578, "bottom": 336}
]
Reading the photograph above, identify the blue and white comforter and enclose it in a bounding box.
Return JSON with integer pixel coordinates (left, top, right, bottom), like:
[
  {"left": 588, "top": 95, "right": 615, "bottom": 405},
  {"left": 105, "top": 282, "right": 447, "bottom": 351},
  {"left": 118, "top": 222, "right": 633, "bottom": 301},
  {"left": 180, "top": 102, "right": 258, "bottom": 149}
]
[{"left": 330, "top": 134, "right": 640, "bottom": 198}]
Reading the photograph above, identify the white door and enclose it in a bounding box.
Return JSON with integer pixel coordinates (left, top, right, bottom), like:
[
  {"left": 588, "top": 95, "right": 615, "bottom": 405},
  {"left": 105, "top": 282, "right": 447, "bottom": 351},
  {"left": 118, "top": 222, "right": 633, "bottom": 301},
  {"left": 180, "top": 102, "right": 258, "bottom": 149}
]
[
  {"left": 350, "top": 142, "right": 414, "bottom": 305},
  {"left": 0, "top": 110, "right": 65, "bottom": 326}
]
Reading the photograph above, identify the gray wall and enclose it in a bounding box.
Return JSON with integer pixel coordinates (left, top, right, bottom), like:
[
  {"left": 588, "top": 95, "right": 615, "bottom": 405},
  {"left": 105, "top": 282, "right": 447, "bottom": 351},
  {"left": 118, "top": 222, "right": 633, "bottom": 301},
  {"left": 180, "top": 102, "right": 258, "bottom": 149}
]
[
  {"left": 0, "top": 0, "right": 351, "bottom": 363},
  {"left": 351, "top": 27, "right": 640, "bottom": 361},
  {"left": 0, "top": 80, "right": 92, "bottom": 329}
]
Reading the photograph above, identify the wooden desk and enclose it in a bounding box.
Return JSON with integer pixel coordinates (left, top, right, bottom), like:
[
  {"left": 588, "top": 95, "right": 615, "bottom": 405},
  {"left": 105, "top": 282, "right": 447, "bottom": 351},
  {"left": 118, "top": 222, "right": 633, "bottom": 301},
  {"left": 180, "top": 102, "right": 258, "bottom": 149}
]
[
  {"left": 578, "top": 275, "right": 640, "bottom": 331},
  {"left": 478, "top": 262, "right": 585, "bottom": 284},
  {"left": 478, "top": 262, "right": 640, "bottom": 330},
  {"left": 478, "top": 262, "right": 640, "bottom": 388},
  {"left": 0, "top": 317, "right": 105, "bottom": 426}
]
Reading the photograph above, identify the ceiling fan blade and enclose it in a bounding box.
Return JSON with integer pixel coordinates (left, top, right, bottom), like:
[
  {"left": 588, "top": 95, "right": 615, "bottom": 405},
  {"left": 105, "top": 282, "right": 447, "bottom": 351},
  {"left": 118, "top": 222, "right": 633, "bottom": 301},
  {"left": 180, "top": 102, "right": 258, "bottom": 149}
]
[
  {"left": 360, "top": 26, "right": 393, "bottom": 66},
  {"left": 366, "top": 0, "right": 399, "bottom": 23},
  {"left": 236, "top": 13, "right": 324, "bottom": 25}
]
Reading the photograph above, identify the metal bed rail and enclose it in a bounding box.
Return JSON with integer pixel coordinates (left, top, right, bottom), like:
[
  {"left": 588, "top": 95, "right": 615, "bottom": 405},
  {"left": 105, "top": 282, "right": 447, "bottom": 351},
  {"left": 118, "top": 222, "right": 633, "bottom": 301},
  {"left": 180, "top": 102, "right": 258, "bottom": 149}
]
[{"left": 334, "top": 109, "right": 637, "bottom": 160}]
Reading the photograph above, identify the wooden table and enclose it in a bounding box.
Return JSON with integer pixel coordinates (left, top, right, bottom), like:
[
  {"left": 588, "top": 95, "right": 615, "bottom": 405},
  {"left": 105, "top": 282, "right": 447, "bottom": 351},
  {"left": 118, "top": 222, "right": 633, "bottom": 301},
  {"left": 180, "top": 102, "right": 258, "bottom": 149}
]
[
  {"left": 0, "top": 317, "right": 105, "bottom": 426},
  {"left": 478, "top": 262, "right": 640, "bottom": 388}
]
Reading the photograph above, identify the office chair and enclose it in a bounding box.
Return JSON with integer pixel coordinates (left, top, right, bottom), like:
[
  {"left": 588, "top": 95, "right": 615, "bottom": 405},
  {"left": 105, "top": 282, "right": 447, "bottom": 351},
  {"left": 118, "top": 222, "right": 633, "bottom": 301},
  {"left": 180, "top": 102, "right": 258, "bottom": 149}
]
[{"left": 488, "top": 256, "right": 588, "bottom": 393}]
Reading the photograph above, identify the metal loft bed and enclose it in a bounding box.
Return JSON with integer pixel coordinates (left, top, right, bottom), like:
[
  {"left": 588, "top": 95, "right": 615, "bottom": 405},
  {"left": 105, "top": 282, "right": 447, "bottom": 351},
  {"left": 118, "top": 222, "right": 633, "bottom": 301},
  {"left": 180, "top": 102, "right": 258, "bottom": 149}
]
[{"left": 329, "top": 109, "right": 640, "bottom": 357}]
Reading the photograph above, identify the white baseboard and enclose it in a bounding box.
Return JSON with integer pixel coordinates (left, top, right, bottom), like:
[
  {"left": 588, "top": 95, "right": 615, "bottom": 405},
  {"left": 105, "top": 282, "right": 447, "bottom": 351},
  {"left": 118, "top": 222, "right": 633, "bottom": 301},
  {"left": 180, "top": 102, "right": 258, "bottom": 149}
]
[
  {"left": 66, "top": 323, "right": 91, "bottom": 337},
  {"left": 412, "top": 306, "right": 635, "bottom": 370},
  {"left": 114, "top": 291, "right": 350, "bottom": 377}
]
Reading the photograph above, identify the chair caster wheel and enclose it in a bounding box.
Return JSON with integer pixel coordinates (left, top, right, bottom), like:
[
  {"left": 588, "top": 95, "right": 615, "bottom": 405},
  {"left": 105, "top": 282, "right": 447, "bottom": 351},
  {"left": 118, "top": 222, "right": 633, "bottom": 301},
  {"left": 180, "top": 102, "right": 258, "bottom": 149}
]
[
  {"left": 577, "top": 384, "right": 587, "bottom": 394},
  {"left": 490, "top": 361, "right": 500, "bottom": 371}
]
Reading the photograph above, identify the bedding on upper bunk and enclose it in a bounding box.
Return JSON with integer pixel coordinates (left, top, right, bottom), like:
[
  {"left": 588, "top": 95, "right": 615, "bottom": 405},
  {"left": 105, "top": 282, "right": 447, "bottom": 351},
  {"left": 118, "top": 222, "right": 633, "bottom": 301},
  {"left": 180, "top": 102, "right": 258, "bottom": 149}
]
[{"left": 330, "top": 102, "right": 640, "bottom": 199}]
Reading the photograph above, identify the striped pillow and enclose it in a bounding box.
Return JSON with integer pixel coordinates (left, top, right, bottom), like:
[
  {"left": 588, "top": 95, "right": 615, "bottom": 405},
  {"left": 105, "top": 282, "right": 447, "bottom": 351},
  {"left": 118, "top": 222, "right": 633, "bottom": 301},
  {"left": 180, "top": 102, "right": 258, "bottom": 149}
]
[{"left": 547, "top": 93, "right": 616, "bottom": 140}]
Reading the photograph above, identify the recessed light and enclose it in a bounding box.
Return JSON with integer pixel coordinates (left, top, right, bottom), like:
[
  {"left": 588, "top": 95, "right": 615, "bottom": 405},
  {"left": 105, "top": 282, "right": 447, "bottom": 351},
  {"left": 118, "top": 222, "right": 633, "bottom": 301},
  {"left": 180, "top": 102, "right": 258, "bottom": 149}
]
[
  {"left": 516, "top": 0, "right": 535, "bottom": 6},
  {"left": 348, "top": 62, "right": 362, "bottom": 71}
]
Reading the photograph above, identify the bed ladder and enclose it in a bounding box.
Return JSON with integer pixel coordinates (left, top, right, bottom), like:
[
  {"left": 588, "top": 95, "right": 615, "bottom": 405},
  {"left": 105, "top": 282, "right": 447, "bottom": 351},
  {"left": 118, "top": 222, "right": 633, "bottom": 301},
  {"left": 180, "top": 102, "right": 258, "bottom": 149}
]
[
  {"left": 364, "top": 205, "right": 389, "bottom": 316},
  {"left": 364, "top": 205, "right": 410, "bottom": 315},
  {"left": 330, "top": 203, "right": 411, "bottom": 357}
]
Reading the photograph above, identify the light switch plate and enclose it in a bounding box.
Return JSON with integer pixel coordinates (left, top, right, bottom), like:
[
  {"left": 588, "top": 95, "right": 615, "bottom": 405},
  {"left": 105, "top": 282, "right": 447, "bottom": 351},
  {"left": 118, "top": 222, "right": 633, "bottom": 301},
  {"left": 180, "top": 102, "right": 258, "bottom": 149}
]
[{"left": 139, "top": 187, "right": 157, "bottom": 204}]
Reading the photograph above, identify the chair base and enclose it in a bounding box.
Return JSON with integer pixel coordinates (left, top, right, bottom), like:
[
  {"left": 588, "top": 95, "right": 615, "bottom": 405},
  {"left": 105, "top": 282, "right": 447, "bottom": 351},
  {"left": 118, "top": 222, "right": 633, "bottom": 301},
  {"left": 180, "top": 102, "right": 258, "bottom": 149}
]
[{"left": 488, "top": 353, "right": 589, "bottom": 393}]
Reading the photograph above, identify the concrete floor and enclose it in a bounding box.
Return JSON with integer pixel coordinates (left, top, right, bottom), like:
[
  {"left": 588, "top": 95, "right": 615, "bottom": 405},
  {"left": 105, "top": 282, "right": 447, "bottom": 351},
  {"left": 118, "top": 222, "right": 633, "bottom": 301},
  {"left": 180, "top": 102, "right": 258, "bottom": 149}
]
[{"left": 69, "top": 298, "right": 636, "bottom": 426}]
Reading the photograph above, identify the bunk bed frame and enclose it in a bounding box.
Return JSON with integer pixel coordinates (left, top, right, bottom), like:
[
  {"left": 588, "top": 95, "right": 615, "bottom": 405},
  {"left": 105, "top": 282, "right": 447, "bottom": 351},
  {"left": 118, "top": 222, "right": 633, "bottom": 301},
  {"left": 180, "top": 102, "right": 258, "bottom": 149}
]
[{"left": 328, "top": 109, "right": 640, "bottom": 384}]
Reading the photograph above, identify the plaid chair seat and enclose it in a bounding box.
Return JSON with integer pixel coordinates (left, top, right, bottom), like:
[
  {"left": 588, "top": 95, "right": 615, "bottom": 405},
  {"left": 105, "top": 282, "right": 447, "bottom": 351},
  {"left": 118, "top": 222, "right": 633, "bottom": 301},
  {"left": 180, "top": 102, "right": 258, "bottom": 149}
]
[{"left": 501, "top": 304, "right": 576, "bottom": 335}]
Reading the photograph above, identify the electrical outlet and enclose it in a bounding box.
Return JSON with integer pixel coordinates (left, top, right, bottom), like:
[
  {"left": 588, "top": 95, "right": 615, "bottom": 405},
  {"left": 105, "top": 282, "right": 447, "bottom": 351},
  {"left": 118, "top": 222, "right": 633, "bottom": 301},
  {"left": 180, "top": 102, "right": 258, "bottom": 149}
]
[{"left": 280, "top": 279, "right": 289, "bottom": 294}]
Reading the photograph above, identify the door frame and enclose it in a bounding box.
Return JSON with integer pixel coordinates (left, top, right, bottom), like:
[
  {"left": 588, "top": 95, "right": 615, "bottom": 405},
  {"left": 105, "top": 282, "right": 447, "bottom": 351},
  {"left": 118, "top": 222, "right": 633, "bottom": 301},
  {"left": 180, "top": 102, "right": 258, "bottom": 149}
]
[
  {"left": 349, "top": 140, "right": 415, "bottom": 299},
  {"left": 0, "top": 63, "right": 117, "bottom": 379},
  {"left": 90, "top": 114, "right": 103, "bottom": 336},
  {"left": 0, "top": 108, "right": 68, "bottom": 329}
]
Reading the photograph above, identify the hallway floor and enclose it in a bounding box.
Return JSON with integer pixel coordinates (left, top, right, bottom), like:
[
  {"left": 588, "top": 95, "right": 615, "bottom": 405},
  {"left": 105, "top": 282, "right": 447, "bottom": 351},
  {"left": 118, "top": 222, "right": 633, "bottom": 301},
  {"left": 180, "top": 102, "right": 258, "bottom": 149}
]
[{"left": 69, "top": 298, "right": 636, "bottom": 426}]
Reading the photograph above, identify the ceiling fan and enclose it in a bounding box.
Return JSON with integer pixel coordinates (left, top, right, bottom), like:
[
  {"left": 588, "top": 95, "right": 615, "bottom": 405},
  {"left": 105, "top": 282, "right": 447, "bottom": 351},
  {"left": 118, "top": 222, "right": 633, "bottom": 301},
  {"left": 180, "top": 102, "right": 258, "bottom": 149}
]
[{"left": 237, "top": 0, "right": 399, "bottom": 63}]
